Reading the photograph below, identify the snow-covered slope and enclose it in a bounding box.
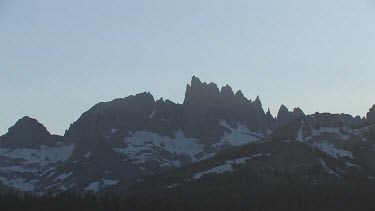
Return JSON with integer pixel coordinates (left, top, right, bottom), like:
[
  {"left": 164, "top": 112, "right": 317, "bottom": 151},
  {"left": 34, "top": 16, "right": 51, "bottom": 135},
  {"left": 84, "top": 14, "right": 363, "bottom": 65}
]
[
  {"left": 0, "top": 116, "right": 265, "bottom": 194},
  {"left": 0, "top": 143, "right": 75, "bottom": 192}
]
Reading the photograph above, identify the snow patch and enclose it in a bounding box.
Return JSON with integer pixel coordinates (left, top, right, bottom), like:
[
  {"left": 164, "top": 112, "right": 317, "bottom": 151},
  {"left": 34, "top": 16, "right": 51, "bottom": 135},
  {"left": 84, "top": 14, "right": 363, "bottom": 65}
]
[
  {"left": 193, "top": 163, "right": 233, "bottom": 180},
  {"left": 309, "top": 127, "right": 350, "bottom": 141},
  {"left": 296, "top": 122, "right": 304, "bottom": 142},
  {"left": 160, "top": 159, "right": 181, "bottom": 167},
  {"left": 148, "top": 110, "right": 157, "bottom": 119},
  {"left": 85, "top": 179, "right": 119, "bottom": 193},
  {"left": 0, "top": 166, "right": 38, "bottom": 173},
  {"left": 111, "top": 129, "right": 119, "bottom": 134},
  {"left": 59, "top": 181, "right": 76, "bottom": 192},
  {"left": 313, "top": 141, "right": 353, "bottom": 159},
  {"left": 114, "top": 129, "right": 204, "bottom": 164},
  {"left": 0, "top": 177, "right": 38, "bottom": 192},
  {"left": 319, "top": 159, "right": 340, "bottom": 178},
  {"left": 53, "top": 172, "right": 73, "bottom": 182},
  {"left": 193, "top": 154, "right": 268, "bottom": 180},
  {"left": 214, "top": 120, "right": 264, "bottom": 147},
  {"left": 85, "top": 181, "right": 100, "bottom": 192},
  {"left": 84, "top": 152, "right": 91, "bottom": 158},
  {"left": 167, "top": 183, "right": 180, "bottom": 189},
  {"left": 345, "top": 161, "right": 361, "bottom": 168},
  {"left": 54, "top": 176, "right": 77, "bottom": 192},
  {"left": 102, "top": 179, "right": 119, "bottom": 186},
  {"left": 0, "top": 143, "right": 75, "bottom": 166}
]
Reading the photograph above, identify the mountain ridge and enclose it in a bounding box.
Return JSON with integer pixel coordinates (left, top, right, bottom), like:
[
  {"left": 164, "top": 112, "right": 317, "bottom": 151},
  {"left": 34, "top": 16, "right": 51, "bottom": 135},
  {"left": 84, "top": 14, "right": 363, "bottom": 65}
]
[{"left": 0, "top": 76, "right": 374, "bottom": 195}]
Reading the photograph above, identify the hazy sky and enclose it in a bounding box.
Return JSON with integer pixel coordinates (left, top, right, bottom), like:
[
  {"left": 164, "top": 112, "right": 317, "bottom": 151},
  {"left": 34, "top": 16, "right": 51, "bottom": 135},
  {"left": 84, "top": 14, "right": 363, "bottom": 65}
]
[{"left": 1, "top": 0, "right": 375, "bottom": 135}]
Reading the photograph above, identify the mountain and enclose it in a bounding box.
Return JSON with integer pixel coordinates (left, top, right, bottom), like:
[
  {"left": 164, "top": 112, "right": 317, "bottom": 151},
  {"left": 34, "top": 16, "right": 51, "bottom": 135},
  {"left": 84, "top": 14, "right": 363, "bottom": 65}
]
[
  {"left": 0, "top": 117, "right": 74, "bottom": 192},
  {"left": 0, "top": 76, "right": 374, "bottom": 200},
  {"left": 0, "top": 77, "right": 270, "bottom": 193},
  {"left": 105, "top": 112, "right": 375, "bottom": 210},
  {"left": 1, "top": 116, "right": 57, "bottom": 148},
  {"left": 111, "top": 112, "right": 375, "bottom": 194}
]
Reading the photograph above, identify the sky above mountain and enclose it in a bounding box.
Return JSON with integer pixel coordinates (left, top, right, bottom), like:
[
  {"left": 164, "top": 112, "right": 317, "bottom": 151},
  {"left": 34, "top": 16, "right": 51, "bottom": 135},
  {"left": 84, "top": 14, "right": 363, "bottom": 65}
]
[{"left": 1, "top": 0, "right": 375, "bottom": 135}]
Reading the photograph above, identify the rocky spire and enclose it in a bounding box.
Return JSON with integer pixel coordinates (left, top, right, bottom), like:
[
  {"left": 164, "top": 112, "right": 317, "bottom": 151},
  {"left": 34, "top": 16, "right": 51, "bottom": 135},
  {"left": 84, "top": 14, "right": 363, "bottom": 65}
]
[
  {"left": 253, "top": 96, "right": 262, "bottom": 108},
  {"left": 234, "top": 90, "right": 245, "bottom": 99},
  {"left": 181, "top": 76, "right": 270, "bottom": 139},
  {"left": 221, "top": 85, "right": 235, "bottom": 97},
  {"left": 266, "top": 108, "right": 273, "bottom": 117},
  {"left": 183, "top": 76, "right": 220, "bottom": 106},
  {"left": 277, "top": 105, "right": 289, "bottom": 119},
  {"left": 265, "top": 108, "right": 277, "bottom": 130},
  {"left": 277, "top": 105, "right": 305, "bottom": 126},
  {"left": 367, "top": 105, "right": 375, "bottom": 123},
  {"left": 292, "top": 107, "right": 305, "bottom": 118},
  {"left": 191, "top": 75, "right": 202, "bottom": 88}
]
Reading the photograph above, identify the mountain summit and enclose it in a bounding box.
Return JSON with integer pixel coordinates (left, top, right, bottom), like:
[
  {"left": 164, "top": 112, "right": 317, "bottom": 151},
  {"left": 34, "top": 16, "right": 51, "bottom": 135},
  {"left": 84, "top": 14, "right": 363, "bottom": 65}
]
[{"left": 0, "top": 116, "right": 57, "bottom": 148}]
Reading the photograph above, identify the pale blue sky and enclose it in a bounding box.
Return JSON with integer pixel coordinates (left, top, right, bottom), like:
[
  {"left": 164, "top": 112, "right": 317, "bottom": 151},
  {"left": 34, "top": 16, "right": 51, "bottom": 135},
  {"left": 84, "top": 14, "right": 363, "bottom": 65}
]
[{"left": 1, "top": 0, "right": 375, "bottom": 135}]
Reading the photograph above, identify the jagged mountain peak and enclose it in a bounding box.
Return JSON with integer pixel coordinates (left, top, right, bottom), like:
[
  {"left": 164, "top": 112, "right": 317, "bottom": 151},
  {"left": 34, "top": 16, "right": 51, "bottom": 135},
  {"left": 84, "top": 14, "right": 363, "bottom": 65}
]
[
  {"left": 0, "top": 116, "right": 56, "bottom": 148},
  {"left": 126, "top": 92, "right": 155, "bottom": 103},
  {"left": 367, "top": 105, "right": 375, "bottom": 123},
  {"left": 308, "top": 112, "right": 347, "bottom": 128},
  {"left": 277, "top": 105, "right": 305, "bottom": 126},
  {"left": 189, "top": 76, "right": 219, "bottom": 91},
  {"left": 182, "top": 76, "right": 269, "bottom": 138},
  {"left": 191, "top": 75, "right": 202, "bottom": 87},
  {"left": 253, "top": 95, "right": 262, "bottom": 108},
  {"left": 185, "top": 76, "right": 262, "bottom": 107},
  {"left": 278, "top": 104, "right": 289, "bottom": 112},
  {"left": 277, "top": 105, "right": 305, "bottom": 117},
  {"left": 184, "top": 76, "right": 220, "bottom": 105},
  {"left": 266, "top": 108, "right": 273, "bottom": 117},
  {"left": 277, "top": 104, "right": 289, "bottom": 119},
  {"left": 234, "top": 90, "right": 245, "bottom": 99},
  {"left": 292, "top": 107, "right": 305, "bottom": 116},
  {"left": 221, "top": 84, "right": 234, "bottom": 97},
  {"left": 7, "top": 116, "right": 50, "bottom": 137}
]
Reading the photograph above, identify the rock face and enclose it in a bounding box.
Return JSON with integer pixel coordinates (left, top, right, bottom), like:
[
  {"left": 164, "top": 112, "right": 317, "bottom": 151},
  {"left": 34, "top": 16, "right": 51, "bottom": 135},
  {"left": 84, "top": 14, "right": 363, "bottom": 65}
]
[
  {"left": 182, "top": 76, "right": 269, "bottom": 143},
  {"left": 0, "top": 116, "right": 55, "bottom": 148},
  {"left": 335, "top": 113, "right": 365, "bottom": 127},
  {"left": 367, "top": 105, "right": 375, "bottom": 124},
  {"left": 0, "top": 76, "right": 373, "bottom": 195},
  {"left": 110, "top": 112, "right": 375, "bottom": 200},
  {"left": 265, "top": 109, "right": 277, "bottom": 132},
  {"left": 276, "top": 105, "right": 305, "bottom": 127}
]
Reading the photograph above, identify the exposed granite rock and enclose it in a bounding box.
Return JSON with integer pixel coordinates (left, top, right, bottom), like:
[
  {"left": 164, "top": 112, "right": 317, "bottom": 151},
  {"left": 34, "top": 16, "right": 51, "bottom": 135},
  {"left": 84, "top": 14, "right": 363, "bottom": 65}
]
[
  {"left": 276, "top": 105, "right": 305, "bottom": 127},
  {"left": 367, "top": 105, "right": 375, "bottom": 124}
]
